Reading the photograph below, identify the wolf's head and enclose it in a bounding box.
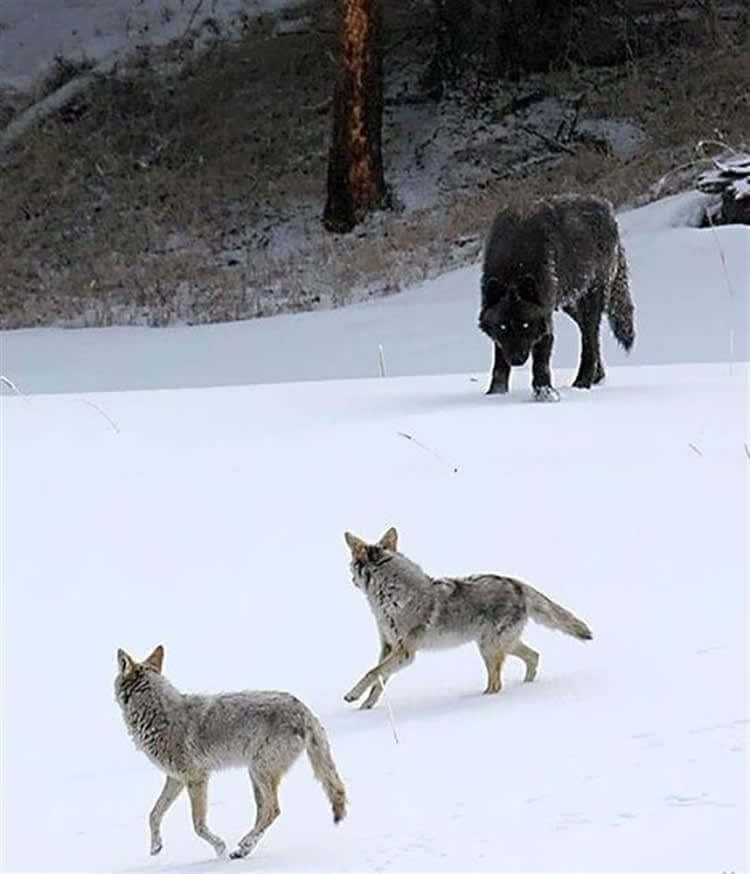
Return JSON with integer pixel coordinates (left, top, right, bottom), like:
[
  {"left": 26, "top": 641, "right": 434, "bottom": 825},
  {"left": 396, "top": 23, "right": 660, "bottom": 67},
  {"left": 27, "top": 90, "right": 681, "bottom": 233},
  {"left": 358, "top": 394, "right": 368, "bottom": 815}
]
[
  {"left": 479, "top": 275, "right": 551, "bottom": 366},
  {"left": 344, "top": 527, "right": 398, "bottom": 591},
  {"left": 114, "top": 644, "right": 164, "bottom": 706}
]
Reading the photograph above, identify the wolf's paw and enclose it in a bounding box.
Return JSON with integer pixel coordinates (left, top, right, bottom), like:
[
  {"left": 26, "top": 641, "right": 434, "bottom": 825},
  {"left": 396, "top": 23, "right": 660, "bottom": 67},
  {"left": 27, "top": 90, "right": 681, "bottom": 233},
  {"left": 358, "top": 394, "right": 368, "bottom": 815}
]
[
  {"left": 214, "top": 841, "right": 227, "bottom": 858},
  {"left": 149, "top": 841, "right": 162, "bottom": 856},
  {"left": 533, "top": 385, "right": 560, "bottom": 403},
  {"left": 486, "top": 382, "right": 509, "bottom": 396},
  {"left": 344, "top": 688, "right": 361, "bottom": 703},
  {"left": 572, "top": 372, "right": 596, "bottom": 388}
]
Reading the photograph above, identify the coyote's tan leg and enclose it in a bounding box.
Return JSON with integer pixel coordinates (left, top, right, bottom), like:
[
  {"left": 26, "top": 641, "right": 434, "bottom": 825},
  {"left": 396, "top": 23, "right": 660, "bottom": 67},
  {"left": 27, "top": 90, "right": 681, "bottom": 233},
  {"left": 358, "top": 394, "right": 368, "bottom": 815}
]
[
  {"left": 230, "top": 769, "right": 281, "bottom": 860},
  {"left": 360, "top": 639, "right": 393, "bottom": 710},
  {"left": 345, "top": 641, "right": 415, "bottom": 704},
  {"left": 187, "top": 778, "right": 226, "bottom": 857},
  {"left": 149, "top": 775, "right": 183, "bottom": 855},
  {"left": 511, "top": 640, "right": 540, "bottom": 682},
  {"left": 478, "top": 637, "right": 506, "bottom": 694}
]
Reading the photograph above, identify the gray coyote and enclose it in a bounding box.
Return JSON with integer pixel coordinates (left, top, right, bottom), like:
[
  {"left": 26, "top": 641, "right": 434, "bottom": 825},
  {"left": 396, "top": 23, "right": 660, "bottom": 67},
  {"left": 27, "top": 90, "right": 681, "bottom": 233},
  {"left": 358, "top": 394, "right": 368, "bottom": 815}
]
[
  {"left": 344, "top": 528, "right": 592, "bottom": 708},
  {"left": 115, "top": 645, "right": 346, "bottom": 860}
]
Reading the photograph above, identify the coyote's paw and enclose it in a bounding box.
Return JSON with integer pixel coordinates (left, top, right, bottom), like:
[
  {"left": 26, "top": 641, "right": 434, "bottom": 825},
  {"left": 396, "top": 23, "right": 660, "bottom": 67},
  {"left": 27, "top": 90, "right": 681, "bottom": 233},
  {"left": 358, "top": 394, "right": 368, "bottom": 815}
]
[
  {"left": 344, "top": 681, "right": 366, "bottom": 703},
  {"left": 533, "top": 385, "right": 560, "bottom": 403},
  {"left": 230, "top": 847, "right": 249, "bottom": 860}
]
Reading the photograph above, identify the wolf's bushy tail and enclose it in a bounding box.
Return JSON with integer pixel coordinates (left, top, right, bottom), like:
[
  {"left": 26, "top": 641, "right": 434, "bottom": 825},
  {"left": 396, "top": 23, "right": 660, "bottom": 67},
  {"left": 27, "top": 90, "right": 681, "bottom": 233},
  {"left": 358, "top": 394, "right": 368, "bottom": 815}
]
[
  {"left": 304, "top": 714, "right": 347, "bottom": 824},
  {"left": 522, "top": 584, "right": 593, "bottom": 641},
  {"left": 606, "top": 242, "right": 635, "bottom": 351}
]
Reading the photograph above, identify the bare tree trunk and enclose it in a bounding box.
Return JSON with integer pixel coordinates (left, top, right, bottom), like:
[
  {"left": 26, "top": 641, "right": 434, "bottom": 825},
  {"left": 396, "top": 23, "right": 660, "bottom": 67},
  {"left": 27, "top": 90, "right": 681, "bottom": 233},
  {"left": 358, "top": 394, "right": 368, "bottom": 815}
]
[{"left": 323, "top": 0, "right": 387, "bottom": 233}]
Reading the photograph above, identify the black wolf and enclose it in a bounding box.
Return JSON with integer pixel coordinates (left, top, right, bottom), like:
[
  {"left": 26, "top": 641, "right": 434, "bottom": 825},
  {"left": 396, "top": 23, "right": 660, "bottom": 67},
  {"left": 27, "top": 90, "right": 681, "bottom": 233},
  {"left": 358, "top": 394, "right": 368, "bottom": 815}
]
[{"left": 478, "top": 194, "right": 635, "bottom": 400}]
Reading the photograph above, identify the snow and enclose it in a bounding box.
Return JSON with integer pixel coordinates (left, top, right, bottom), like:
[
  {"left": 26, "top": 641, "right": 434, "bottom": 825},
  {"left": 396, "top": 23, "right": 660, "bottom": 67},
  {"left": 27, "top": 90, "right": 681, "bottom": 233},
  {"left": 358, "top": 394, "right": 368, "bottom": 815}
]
[
  {"left": 1, "top": 192, "right": 748, "bottom": 872},
  {"left": 696, "top": 152, "right": 750, "bottom": 216},
  {"left": 3, "top": 193, "right": 748, "bottom": 395},
  {"left": 2, "top": 362, "right": 747, "bottom": 872},
  {"left": 0, "top": 0, "right": 300, "bottom": 92}
]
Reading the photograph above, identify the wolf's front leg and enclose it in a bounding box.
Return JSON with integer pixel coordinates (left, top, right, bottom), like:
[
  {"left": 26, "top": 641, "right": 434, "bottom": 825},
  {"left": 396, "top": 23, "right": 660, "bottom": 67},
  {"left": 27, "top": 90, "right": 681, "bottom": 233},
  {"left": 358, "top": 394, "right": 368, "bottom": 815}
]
[
  {"left": 187, "top": 779, "right": 226, "bottom": 857},
  {"left": 345, "top": 643, "right": 415, "bottom": 704},
  {"left": 531, "top": 334, "right": 559, "bottom": 402},
  {"left": 149, "top": 775, "right": 184, "bottom": 855},
  {"left": 486, "top": 344, "right": 510, "bottom": 395}
]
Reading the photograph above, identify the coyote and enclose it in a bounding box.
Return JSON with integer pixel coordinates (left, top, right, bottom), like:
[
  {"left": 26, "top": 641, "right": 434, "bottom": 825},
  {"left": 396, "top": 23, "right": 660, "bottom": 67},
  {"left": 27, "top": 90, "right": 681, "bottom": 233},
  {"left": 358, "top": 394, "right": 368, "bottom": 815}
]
[
  {"left": 343, "top": 528, "right": 592, "bottom": 709},
  {"left": 479, "top": 193, "right": 635, "bottom": 401},
  {"left": 114, "top": 645, "right": 347, "bottom": 860}
]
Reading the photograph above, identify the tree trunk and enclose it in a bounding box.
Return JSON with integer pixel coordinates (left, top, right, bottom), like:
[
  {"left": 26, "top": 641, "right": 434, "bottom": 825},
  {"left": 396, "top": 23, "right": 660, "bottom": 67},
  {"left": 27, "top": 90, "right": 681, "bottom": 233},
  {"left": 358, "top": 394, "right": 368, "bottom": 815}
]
[{"left": 323, "top": 0, "right": 387, "bottom": 233}]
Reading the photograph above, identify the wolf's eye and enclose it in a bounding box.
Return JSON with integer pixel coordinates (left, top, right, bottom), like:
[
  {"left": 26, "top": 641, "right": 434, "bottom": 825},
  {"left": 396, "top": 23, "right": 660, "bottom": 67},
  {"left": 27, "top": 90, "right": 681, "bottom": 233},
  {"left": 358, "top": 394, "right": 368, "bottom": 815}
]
[
  {"left": 522, "top": 322, "right": 529, "bottom": 329},
  {"left": 499, "top": 323, "right": 507, "bottom": 331}
]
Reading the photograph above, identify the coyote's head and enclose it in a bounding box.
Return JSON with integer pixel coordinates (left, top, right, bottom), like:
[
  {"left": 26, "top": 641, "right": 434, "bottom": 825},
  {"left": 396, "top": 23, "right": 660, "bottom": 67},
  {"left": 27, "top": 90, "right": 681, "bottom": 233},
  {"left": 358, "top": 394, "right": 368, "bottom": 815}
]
[
  {"left": 479, "top": 275, "right": 551, "bottom": 367},
  {"left": 344, "top": 527, "right": 398, "bottom": 590},
  {"left": 114, "top": 644, "right": 164, "bottom": 706}
]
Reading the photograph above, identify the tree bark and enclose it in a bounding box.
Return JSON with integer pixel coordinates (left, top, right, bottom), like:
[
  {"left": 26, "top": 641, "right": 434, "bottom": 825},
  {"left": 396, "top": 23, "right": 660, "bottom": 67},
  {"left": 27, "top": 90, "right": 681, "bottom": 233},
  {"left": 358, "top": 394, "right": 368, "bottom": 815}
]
[{"left": 323, "top": 0, "right": 387, "bottom": 233}]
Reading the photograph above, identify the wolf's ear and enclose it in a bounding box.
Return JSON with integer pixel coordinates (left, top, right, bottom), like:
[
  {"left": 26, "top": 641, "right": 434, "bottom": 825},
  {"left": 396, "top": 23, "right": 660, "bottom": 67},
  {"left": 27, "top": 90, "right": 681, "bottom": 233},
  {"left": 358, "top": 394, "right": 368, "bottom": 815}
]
[
  {"left": 378, "top": 527, "right": 398, "bottom": 551},
  {"left": 117, "top": 649, "right": 135, "bottom": 675},
  {"left": 143, "top": 645, "right": 164, "bottom": 673},
  {"left": 344, "top": 531, "right": 368, "bottom": 561}
]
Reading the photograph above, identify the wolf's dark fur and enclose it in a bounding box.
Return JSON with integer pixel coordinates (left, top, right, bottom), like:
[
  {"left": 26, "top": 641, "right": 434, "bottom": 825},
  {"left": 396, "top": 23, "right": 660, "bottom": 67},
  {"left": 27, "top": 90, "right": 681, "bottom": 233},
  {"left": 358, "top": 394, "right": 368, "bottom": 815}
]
[{"left": 478, "top": 194, "right": 635, "bottom": 398}]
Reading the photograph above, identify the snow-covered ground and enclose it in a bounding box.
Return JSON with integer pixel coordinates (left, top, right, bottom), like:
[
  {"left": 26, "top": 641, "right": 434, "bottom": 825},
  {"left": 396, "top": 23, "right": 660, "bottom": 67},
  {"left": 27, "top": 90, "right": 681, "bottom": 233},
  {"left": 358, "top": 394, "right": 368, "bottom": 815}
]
[
  {"left": 2, "top": 364, "right": 747, "bottom": 873},
  {"left": 1, "top": 194, "right": 748, "bottom": 873},
  {"left": 0, "top": 0, "right": 298, "bottom": 92}
]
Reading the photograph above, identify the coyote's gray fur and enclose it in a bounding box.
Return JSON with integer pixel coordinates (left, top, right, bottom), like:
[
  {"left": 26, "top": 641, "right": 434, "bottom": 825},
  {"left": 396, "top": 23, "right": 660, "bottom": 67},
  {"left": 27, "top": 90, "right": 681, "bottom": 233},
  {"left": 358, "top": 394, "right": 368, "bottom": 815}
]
[
  {"left": 114, "top": 645, "right": 347, "bottom": 860},
  {"left": 343, "top": 528, "right": 592, "bottom": 709}
]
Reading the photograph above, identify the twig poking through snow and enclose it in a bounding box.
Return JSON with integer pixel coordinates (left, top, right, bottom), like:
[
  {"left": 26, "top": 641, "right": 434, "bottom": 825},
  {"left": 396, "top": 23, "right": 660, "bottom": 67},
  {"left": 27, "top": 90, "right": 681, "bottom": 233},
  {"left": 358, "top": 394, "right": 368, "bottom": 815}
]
[
  {"left": 78, "top": 399, "right": 120, "bottom": 434},
  {"left": 397, "top": 431, "right": 459, "bottom": 474},
  {"left": 378, "top": 345, "right": 387, "bottom": 378},
  {"left": 0, "top": 375, "right": 29, "bottom": 401},
  {"left": 378, "top": 675, "right": 399, "bottom": 746},
  {"left": 688, "top": 442, "right": 703, "bottom": 456}
]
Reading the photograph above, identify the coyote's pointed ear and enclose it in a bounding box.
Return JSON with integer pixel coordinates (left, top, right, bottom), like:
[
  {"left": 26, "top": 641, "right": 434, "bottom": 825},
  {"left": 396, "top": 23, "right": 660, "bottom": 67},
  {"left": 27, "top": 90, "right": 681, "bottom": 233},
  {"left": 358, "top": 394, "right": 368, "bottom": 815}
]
[
  {"left": 378, "top": 527, "right": 398, "bottom": 551},
  {"left": 344, "top": 531, "right": 368, "bottom": 561},
  {"left": 117, "top": 648, "right": 135, "bottom": 675},
  {"left": 143, "top": 644, "right": 164, "bottom": 673}
]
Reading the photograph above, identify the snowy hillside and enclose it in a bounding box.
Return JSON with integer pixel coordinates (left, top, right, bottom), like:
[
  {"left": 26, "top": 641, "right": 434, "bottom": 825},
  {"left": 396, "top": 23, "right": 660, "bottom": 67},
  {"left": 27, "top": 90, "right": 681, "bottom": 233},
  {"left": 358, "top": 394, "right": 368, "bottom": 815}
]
[
  {"left": 1, "top": 192, "right": 748, "bottom": 874},
  {"left": 0, "top": 0, "right": 299, "bottom": 91}
]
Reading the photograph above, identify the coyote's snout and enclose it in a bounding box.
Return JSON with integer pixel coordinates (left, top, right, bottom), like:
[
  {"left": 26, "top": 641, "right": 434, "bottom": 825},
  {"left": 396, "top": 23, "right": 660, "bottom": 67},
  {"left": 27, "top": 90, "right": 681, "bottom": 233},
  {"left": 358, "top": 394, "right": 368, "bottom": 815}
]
[
  {"left": 343, "top": 527, "right": 592, "bottom": 709},
  {"left": 114, "top": 645, "right": 347, "bottom": 861}
]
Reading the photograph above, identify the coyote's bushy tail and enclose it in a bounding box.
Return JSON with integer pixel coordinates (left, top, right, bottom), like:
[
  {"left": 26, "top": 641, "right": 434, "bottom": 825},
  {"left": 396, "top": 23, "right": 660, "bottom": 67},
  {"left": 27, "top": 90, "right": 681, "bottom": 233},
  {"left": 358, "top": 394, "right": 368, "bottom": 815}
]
[
  {"left": 522, "top": 584, "right": 593, "bottom": 641},
  {"left": 606, "top": 243, "right": 635, "bottom": 351},
  {"left": 304, "top": 715, "right": 347, "bottom": 824}
]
